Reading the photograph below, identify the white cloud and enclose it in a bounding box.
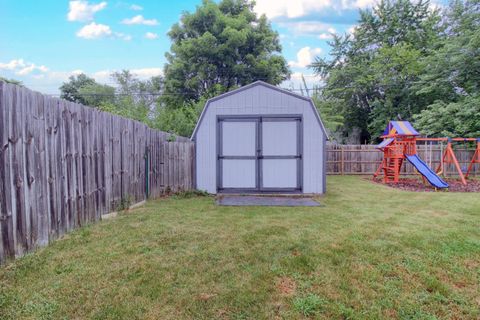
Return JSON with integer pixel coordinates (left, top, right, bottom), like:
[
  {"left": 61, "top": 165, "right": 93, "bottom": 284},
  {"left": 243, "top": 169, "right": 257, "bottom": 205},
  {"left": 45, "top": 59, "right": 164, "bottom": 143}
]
[
  {"left": 0, "top": 60, "right": 163, "bottom": 94},
  {"left": 92, "top": 70, "right": 111, "bottom": 83},
  {"left": 17, "top": 64, "right": 49, "bottom": 76},
  {"left": 130, "top": 4, "right": 143, "bottom": 11},
  {"left": 288, "top": 47, "right": 322, "bottom": 68},
  {"left": 279, "top": 21, "right": 335, "bottom": 37},
  {"left": 254, "top": 0, "right": 377, "bottom": 19},
  {"left": 121, "top": 15, "right": 158, "bottom": 26},
  {"left": 131, "top": 68, "right": 163, "bottom": 78},
  {"left": 318, "top": 33, "right": 333, "bottom": 40},
  {"left": 0, "top": 59, "right": 48, "bottom": 76},
  {"left": 0, "top": 59, "right": 26, "bottom": 70},
  {"left": 75, "top": 23, "right": 132, "bottom": 40},
  {"left": 281, "top": 72, "right": 323, "bottom": 93},
  {"left": 353, "top": 0, "right": 378, "bottom": 9},
  {"left": 346, "top": 25, "right": 358, "bottom": 38},
  {"left": 144, "top": 32, "right": 158, "bottom": 39},
  {"left": 67, "top": 0, "right": 107, "bottom": 22},
  {"left": 115, "top": 32, "right": 132, "bottom": 41},
  {"left": 76, "top": 22, "right": 112, "bottom": 39},
  {"left": 428, "top": 0, "right": 444, "bottom": 12},
  {"left": 318, "top": 27, "right": 336, "bottom": 39}
]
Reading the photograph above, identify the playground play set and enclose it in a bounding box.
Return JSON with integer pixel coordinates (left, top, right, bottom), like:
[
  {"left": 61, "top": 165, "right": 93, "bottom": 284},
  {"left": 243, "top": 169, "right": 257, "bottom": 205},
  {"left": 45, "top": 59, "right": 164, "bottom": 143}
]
[{"left": 374, "top": 121, "right": 480, "bottom": 189}]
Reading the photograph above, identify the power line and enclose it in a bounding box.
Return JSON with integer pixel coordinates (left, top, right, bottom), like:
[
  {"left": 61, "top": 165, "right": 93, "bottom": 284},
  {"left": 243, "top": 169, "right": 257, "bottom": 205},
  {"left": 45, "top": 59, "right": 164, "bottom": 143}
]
[{"left": 46, "top": 87, "right": 318, "bottom": 97}]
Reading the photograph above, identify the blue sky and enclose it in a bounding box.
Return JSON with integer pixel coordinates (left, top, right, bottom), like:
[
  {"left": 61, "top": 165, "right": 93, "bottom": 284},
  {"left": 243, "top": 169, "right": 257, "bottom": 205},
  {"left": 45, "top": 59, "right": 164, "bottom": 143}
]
[{"left": 0, "top": 0, "right": 442, "bottom": 94}]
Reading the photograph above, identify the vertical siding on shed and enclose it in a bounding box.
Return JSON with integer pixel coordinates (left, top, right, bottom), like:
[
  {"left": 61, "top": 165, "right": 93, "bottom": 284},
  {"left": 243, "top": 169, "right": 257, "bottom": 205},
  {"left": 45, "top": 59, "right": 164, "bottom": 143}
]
[{"left": 195, "top": 84, "right": 326, "bottom": 194}]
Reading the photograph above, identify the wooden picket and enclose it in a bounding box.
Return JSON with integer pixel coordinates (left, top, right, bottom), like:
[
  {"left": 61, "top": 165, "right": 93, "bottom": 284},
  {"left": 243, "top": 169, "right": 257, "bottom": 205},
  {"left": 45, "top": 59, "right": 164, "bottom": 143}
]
[{"left": 0, "top": 82, "right": 194, "bottom": 264}]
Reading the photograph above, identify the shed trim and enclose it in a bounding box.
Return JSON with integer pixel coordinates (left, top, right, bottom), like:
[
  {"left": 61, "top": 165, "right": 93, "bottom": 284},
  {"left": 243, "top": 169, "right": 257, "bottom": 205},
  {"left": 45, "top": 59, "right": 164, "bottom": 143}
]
[{"left": 190, "top": 80, "right": 328, "bottom": 140}]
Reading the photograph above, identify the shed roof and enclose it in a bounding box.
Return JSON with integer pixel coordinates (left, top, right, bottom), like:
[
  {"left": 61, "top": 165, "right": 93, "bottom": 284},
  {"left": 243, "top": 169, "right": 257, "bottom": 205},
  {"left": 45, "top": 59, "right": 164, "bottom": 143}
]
[{"left": 190, "top": 81, "right": 328, "bottom": 140}]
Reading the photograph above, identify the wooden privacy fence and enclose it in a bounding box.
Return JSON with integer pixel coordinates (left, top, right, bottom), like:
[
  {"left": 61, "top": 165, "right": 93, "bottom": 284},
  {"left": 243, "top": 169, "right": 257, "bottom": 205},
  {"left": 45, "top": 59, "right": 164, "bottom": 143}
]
[
  {"left": 327, "top": 144, "right": 480, "bottom": 176},
  {"left": 0, "top": 82, "right": 194, "bottom": 264}
]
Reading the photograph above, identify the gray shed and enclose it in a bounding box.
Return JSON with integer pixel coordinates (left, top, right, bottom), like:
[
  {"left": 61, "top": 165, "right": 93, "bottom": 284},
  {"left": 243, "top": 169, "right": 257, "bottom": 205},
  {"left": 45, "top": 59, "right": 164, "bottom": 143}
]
[{"left": 191, "top": 81, "right": 328, "bottom": 194}]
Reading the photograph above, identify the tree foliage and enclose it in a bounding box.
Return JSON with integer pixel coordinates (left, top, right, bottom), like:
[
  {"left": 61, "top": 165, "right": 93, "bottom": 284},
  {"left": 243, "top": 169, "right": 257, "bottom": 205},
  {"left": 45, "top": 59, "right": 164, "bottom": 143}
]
[
  {"left": 0, "top": 76, "right": 23, "bottom": 86},
  {"left": 59, "top": 71, "right": 163, "bottom": 125},
  {"left": 414, "top": 96, "right": 480, "bottom": 138},
  {"left": 153, "top": 98, "right": 205, "bottom": 137},
  {"left": 162, "top": 0, "right": 290, "bottom": 107},
  {"left": 311, "top": 0, "right": 441, "bottom": 141},
  {"left": 414, "top": 0, "right": 480, "bottom": 137},
  {"left": 312, "top": 0, "right": 480, "bottom": 141},
  {"left": 99, "top": 70, "right": 163, "bottom": 124},
  {"left": 59, "top": 74, "right": 98, "bottom": 105}
]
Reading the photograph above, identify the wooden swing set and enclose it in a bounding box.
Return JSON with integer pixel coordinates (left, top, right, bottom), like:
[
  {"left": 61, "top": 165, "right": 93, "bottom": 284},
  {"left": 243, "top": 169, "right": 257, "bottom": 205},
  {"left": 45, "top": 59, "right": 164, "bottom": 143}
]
[
  {"left": 374, "top": 121, "right": 480, "bottom": 186},
  {"left": 416, "top": 137, "right": 480, "bottom": 185}
]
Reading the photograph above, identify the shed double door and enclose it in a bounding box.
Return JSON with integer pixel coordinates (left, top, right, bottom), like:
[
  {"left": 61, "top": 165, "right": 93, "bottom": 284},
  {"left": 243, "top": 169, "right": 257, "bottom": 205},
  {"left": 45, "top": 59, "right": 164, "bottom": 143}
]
[{"left": 217, "top": 115, "right": 302, "bottom": 193}]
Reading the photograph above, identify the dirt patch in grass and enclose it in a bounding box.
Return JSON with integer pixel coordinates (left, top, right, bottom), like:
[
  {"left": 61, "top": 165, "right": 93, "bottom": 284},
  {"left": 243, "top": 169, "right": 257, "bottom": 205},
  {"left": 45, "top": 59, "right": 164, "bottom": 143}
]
[
  {"left": 383, "top": 308, "right": 398, "bottom": 319},
  {"left": 276, "top": 277, "right": 297, "bottom": 296},
  {"left": 463, "top": 259, "right": 480, "bottom": 270},
  {"left": 197, "top": 293, "right": 217, "bottom": 301},
  {"left": 291, "top": 249, "right": 301, "bottom": 256},
  {"left": 371, "top": 177, "right": 480, "bottom": 192}
]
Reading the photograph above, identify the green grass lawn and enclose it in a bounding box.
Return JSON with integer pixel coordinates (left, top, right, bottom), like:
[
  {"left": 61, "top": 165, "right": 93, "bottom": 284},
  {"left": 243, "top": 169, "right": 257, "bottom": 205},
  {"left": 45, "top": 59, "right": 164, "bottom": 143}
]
[{"left": 1, "top": 176, "right": 479, "bottom": 319}]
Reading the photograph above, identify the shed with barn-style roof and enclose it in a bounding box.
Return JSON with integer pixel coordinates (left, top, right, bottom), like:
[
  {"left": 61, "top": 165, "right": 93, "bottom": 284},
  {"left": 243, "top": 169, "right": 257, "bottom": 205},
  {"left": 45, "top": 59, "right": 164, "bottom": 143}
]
[{"left": 191, "top": 81, "right": 328, "bottom": 194}]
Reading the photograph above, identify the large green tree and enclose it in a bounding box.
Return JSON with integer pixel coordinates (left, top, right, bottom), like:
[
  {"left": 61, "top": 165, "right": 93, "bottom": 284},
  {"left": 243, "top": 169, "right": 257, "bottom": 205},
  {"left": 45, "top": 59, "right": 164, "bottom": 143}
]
[
  {"left": 60, "top": 73, "right": 98, "bottom": 105},
  {"left": 311, "top": 0, "right": 440, "bottom": 141},
  {"left": 413, "top": 0, "right": 480, "bottom": 137},
  {"left": 162, "top": 0, "right": 290, "bottom": 107}
]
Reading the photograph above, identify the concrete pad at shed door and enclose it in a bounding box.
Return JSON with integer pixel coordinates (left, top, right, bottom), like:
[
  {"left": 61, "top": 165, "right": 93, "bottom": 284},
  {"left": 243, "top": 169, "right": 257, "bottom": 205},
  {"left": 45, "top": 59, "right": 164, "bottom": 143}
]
[{"left": 216, "top": 196, "right": 321, "bottom": 207}]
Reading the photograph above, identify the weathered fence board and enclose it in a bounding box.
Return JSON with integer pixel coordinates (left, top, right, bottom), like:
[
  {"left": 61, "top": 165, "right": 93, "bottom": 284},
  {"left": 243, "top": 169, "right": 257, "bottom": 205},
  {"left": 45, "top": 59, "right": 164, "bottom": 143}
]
[
  {"left": 327, "top": 143, "right": 480, "bottom": 176},
  {"left": 0, "top": 82, "right": 195, "bottom": 263}
]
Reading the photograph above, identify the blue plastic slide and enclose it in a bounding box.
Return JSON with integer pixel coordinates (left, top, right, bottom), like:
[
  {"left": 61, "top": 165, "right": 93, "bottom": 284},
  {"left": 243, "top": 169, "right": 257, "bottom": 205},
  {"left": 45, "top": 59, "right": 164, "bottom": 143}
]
[{"left": 406, "top": 154, "right": 449, "bottom": 188}]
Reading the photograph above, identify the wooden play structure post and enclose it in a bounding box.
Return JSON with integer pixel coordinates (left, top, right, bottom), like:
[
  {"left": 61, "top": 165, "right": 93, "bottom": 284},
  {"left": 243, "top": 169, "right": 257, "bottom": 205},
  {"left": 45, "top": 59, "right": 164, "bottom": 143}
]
[
  {"left": 465, "top": 138, "right": 480, "bottom": 178},
  {"left": 435, "top": 138, "right": 467, "bottom": 185}
]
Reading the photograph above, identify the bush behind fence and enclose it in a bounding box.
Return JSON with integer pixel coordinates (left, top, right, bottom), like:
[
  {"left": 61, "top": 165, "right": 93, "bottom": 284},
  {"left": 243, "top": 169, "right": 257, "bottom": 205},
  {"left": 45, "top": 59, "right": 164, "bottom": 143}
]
[{"left": 0, "top": 82, "right": 194, "bottom": 264}]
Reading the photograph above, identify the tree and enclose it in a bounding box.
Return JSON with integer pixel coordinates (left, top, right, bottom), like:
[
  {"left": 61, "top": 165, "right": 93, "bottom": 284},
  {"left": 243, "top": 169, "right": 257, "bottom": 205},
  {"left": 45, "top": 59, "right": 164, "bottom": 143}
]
[
  {"left": 97, "top": 70, "right": 164, "bottom": 124},
  {"left": 60, "top": 73, "right": 97, "bottom": 105},
  {"left": 413, "top": 0, "right": 480, "bottom": 137},
  {"left": 312, "top": 95, "right": 344, "bottom": 135},
  {"left": 297, "top": 76, "right": 344, "bottom": 135},
  {"left": 162, "top": 0, "right": 290, "bottom": 107},
  {"left": 77, "top": 82, "right": 115, "bottom": 107},
  {"left": 414, "top": 96, "right": 480, "bottom": 138},
  {"left": 153, "top": 98, "right": 204, "bottom": 137},
  {"left": 0, "top": 76, "right": 23, "bottom": 86},
  {"left": 311, "top": 0, "right": 441, "bottom": 141}
]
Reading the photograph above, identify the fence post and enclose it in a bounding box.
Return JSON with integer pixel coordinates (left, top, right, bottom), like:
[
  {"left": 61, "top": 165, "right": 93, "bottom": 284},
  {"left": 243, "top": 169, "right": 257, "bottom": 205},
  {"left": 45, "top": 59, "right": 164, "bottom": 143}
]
[{"left": 341, "top": 145, "right": 344, "bottom": 175}]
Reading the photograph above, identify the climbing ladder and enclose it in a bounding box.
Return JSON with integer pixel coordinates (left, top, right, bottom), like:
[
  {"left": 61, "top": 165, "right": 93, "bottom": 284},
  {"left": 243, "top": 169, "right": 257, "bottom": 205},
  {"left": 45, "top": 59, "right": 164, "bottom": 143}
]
[{"left": 380, "top": 143, "right": 404, "bottom": 183}]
